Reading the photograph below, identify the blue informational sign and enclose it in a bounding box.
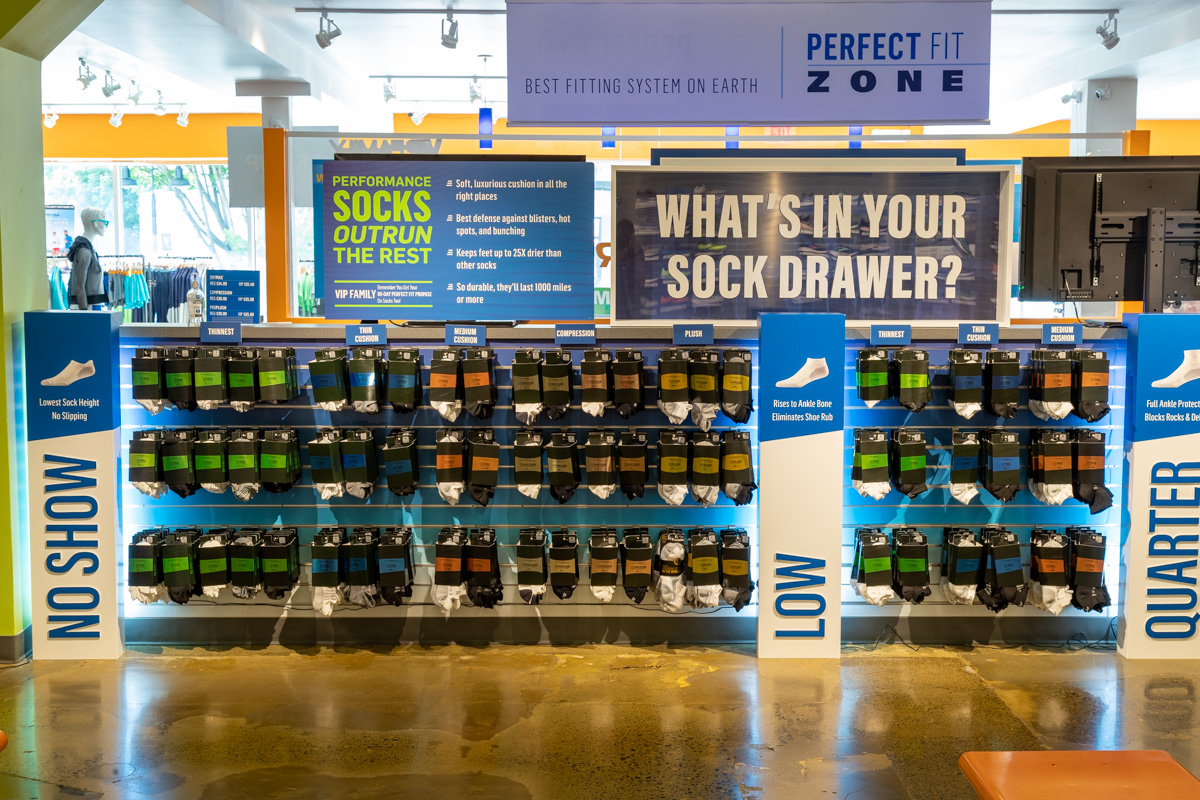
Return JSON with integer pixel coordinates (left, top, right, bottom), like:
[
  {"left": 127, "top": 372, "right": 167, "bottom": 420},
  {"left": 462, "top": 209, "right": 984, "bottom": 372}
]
[
  {"left": 1042, "top": 323, "right": 1082, "bottom": 346},
  {"left": 958, "top": 322, "right": 998, "bottom": 346},
  {"left": 321, "top": 160, "right": 595, "bottom": 321},
  {"left": 206, "top": 271, "right": 260, "bottom": 322},
  {"left": 1126, "top": 314, "right": 1200, "bottom": 443},
  {"left": 759, "top": 313, "right": 845, "bottom": 442},
  {"left": 200, "top": 322, "right": 242, "bottom": 343},
  {"left": 346, "top": 324, "right": 386, "bottom": 346},
  {"left": 871, "top": 324, "right": 911, "bottom": 346},
  {"left": 446, "top": 324, "right": 485, "bottom": 346},
  {"left": 612, "top": 167, "right": 1009, "bottom": 323},
  {"left": 507, "top": 1, "right": 990, "bottom": 125},
  {"left": 555, "top": 324, "right": 596, "bottom": 345},
  {"left": 674, "top": 324, "right": 714, "bottom": 345}
]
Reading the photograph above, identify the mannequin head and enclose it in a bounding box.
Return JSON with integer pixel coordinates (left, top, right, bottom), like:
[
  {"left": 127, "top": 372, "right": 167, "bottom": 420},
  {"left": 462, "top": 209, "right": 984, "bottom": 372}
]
[{"left": 80, "top": 207, "right": 109, "bottom": 239}]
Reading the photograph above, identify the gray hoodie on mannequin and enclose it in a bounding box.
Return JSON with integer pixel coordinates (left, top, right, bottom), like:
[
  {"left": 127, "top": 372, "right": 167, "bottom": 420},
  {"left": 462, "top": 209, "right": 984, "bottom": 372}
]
[{"left": 68, "top": 207, "right": 107, "bottom": 309}]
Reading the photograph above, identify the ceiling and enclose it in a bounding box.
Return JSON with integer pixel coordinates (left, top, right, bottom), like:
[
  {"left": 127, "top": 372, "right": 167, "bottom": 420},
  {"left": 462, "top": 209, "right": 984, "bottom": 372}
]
[{"left": 39, "top": 0, "right": 1200, "bottom": 132}]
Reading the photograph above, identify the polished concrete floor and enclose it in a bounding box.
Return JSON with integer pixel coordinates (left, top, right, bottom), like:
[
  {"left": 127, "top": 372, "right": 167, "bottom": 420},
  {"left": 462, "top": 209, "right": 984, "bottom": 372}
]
[{"left": 0, "top": 644, "right": 1196, "bottom": 799}]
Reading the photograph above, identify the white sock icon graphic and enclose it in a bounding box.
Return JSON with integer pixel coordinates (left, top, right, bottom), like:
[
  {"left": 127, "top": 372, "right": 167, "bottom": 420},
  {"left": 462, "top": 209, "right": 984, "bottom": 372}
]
[
  {"left": 1152, "top": 350, "right": 1200, "bottom": 389},
  {"left": 775, "top": 357, "right": 829, "bottom": 389},
  {"left": 41, "top": 359, "right": 95, "bottom": 387}
]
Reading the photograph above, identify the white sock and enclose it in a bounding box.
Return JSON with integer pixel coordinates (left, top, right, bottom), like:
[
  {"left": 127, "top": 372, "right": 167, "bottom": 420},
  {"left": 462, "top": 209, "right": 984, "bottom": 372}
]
[
  {"left": 1046, "top": 401, "right": 1073, "bottom": 420},
  {"left": 41, "top": 359, "right": 95, "bottom": 387},
  {"left": 582, "top": 401, "right": 608, "bottom": 418},
  {"left": 1047, "top": 586, "right": 1073, "bottom": 615},
  {"left": 775, "top": 357, "right": 829, "bottom": 389},
  {"left": 658, "top": 400, "right": 692, "bottom": 425},
  {"left": 231, "top": 584, "right": 261, "bottom": 600},
  {"left": 951, "top": 402, "right": 981, "bottom": 420},
  {"left": 589, "top": 484, "right": 616, "bottom": 500},
  {"left": 658, "top": 483, "right": 688, "bottom": 506},
  {"left": 136, "top": 399, "right": 166, "bottom": 415},
  {"left": 345, "top": 482, "right": 373, "bottom": 499},
  {"left": 318, "top": 400, "right": 348, "bottom": 412},
  {"left": 1029, "top": 399, "right": 1049, "bottom": 421},
  {"left": 692, "top": 584, "right": 721, "bottom": 608},
  {"left": 352, "top": 400, "right": 379, "bottom": 414},
  {"left": 432, "top": 583, "right": 463, "bottom": 612},
  {"left": 863, "top": 399, "right": 880, "bottom": 409},
  {"left": 863, "top": 585, "right": 895, "bottom": 606},
  {"left": 200, "top": 540, "right": 225, "bottom": 598},
  {"left": 1152, "top": 350, "right": 1200, "bottom": 389},
  {"left": 866, "top": 481, "right": 890, "bottom": 501},
  {"left": 515, "top": 403, "right": 543, "bottom": 425},
  {"left": 128, "top": 585, "right": 164, "bottom": 605},
  {"left": 656, "top": 576, "right": 686, "bottom": 612},
  {"left": 133, "top": 481, "right": 167, "bottom": 499},
  {"left": 201, "top": 482, "right": 228, "bottom": 495},
  {"left": 692, "top": 484, "right": 719, "bottom": 507},
  {"left": 316, "top": 482, "right": 345, "bottom": 500},
  {"left": 437, "top": 481, "right": 463, "bottom": 505},
  {"left": 519, "top": 584, "right": 546, "bottom": 604},
  {"left": 850, "top": 576, "right": 861, "bottom": 597},
  {"left": 690, "top": 403, "right": 718, "bottom": 431},
  {"left": 518, "top": 483, "right": 541, "bottom": 500},
  {"left": 231, "top": 401, "right": 254, "bottom": 413},
  {"left": 1030, "top": 481, "right": 1046, "bottom": 504},
  {"left": 348, "top": 584, "right": 378, "bottom": 608},
  {"left": 432, "top": 400, "right": 462, "bottom": 422},
  {"left": 949, "top": 483, "right": 978, "bottom": 505},
  {"left": 591, "top": 585, "right": 615, "bottom": 603},
  {"left": 1044, "top": 483, "right": 1073, "bottom": 506},
  {"left": 312, "top": 585, "right": 341, "bottom": 616},
  {"left": 944, "top": 581, "right": 977, "bottom": 605},
  {"left": 231, "top": 483, "right": 259, "bottom": 502},
  {"left": 197, "top": 400, "right": 221, "bottom": 411}
]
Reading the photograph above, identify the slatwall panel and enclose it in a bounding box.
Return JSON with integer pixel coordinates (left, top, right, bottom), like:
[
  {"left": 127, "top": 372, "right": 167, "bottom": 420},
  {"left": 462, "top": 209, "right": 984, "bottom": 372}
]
[
  {"left": 840, "top": 336, "right": 1125, "bottom": 624},
  {"left": 118, "top": 334, "right": 761, "bottom": 629}
]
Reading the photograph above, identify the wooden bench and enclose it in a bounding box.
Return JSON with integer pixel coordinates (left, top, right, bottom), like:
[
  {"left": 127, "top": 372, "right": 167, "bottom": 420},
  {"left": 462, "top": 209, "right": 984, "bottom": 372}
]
[{"left": 959, "top": 750, "right": 1200, "bottom": 799}]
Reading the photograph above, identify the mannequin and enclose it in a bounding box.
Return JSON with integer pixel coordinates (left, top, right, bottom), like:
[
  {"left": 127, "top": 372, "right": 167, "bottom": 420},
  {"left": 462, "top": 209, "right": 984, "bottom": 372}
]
[{"left": 67, "top": 207, "right": 108, "bottom": 310}]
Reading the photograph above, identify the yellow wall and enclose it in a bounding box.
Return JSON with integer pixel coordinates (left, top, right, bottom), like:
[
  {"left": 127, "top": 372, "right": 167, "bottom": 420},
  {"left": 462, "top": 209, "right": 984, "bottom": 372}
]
[{"left": 43, "top": 113, "right": 261, "bottom": 160}]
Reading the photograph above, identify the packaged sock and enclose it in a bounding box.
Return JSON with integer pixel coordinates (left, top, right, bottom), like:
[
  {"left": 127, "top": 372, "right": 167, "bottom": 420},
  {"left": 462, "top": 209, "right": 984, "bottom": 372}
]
[
  {"left": 386, "top": 348, "right": 423, "bottom": 414},
  {"left": 943, "top": 528, "right": 984, "bottom": 605},
  {"left": 541, "top": 350, "right": 573, "bottom": 420},
  {"left": 432, "top": 527, "right": 467, "bottom": 612},
  {"left": 1071, "top": 349, "right": 1111, "bottom": 423},
  {"left": 466, "top": 428, "right": 500, "bottom": 507},
  {"left": 381, "top": 428, "right": 419, "bottom": 499},
  {"left": 308, "top": 428, "right": 346, "bottom": 500},
  {"left": 588, "top": 528, "right": 620, "bottom": 603},
  {"left": 229, "top": 530, "right": 264, "bottom": 600},
  {"left": 892, "top": 528, "right": 931, "bottom": 604},
  {"left": 890, "top": 349, "right": 931, "bottom": 413},
  {"left": 344, "top": 526, "right": 382, "bottom": 609},
  {"left": 686, "top": 529, "right": 722, "bottom": 608},
  {"left": 979, "top": 527, "right": 1029, "bottom": 613},
  {"left": 852, "top": 429, "right": 891, "bottom": 500},
  {"left": 194, "top": 428, "right": 230, "bottom": 495},
  {"left": 463, "top": 347, "right": 497, "bottom": 420},
  {"left": 584, "top": 429, "right": 617, "bottom": 500},
  {"left": 130, "top": 429, "right": 167, "bottom": 498},
  {"left": 856, "top": 348, "right": 890, "bottom": 408},
  {"left": 618, "top": 429, "right": 649, "bottom": 500},
  {"left": 720, "top": 348, "right": 754, "bottom": 423},
  {"left": 162, "top": 429, "right": 198, "bottom": 499},
  {"left": 1072, "top": 429, "right": 1112, "bottom": 514},
  {"left": 688, "top": 348, "right": 721, "bottom": 430},
  {"left": 949, "top": 430, "right": 980, "bottom": 505},
  {"left": 1030, "top": 529, "right": 1073, "bottom": 615},
  {"left": 516, "top": 528, "right": 548, "bottom": 605},
  {"left": 514, "top": 429, "right": 544, "bottom": 500},
  {"left": 889, "top": 428, "right": 928, "bottom": 499},
  {"left": 132, "top": 347, "right": 169, "bottom": 415},
  {"left": 338, "top": 428, "right": 377, "bottom": 499},
  {"left": 719, "top": 528, "right": 754, "bottom": 611},
  {"left": 720, "top": 430, "right": 756, "bottom": 506},
  {"left": 657, "top": 348, "right": 692, "bottom": 424},
  {"left": 348, "top": 347, "right": 385, "bottom": 414},
  {"left": 161, "top": 529, "right": 201, "bottom": 605},
  {"left": 465, "top": 528, "right": 503, "bottom": 609},
  {"left": 310, "top": 528, "right": 346, "bottom": 615},
  {"left": 849, "top": 527, "right": 880, "bottom": 596},
  {"left": 435, "top": 428, "right": 466, "bottom": 505},
  {"left": 511, "top": 349, "right": 545, "bottom": 424},
  {"left": 1034, "top": 429, "right": 1074, "bottom": 506},
  {"left": 260, "top": 428, "right": 301, "bottom": 493},
  {"left": 653, "top": 528, "right": 687, "bottom": 612},
  {"left": 308, "top": 348, "right": 349, "bottom": 411},
  {"left": 855, "top": 529, "right": 895, "bottom": 606},
  {"left": 257, "top": 347, "right": 299, "bottom": 405},
  {"left": 228, "top": 429, "right": 262, "bottom": 501},
  {"left": 228, "top": 347, "right": 261, "bottom": 412},
  {"left": 621, "top": 528, "right": 654, "bottom": 604},
  {"left": 614, "top": 349, "right": 647, "bottom": 419},
  {"left": 429, "top": 348, "right": 464, "bottom": 422},
  {"left": 549, "top": 529, "right": 580, "bottom": 600},
  {"left": 194, "top": 347, "right": 230, "bottom": 411},
  {"left": 378, "top": 527, "right": 415, "bottom": 606},
  {"left": 948, "top": 349, "right": 984, "bottom": 419},
  {"left": 546, "top": 431, "right": 581, "bottom": 504},
  {"left": 657, "top": 430, "right": 690, "bottom": 506},
  {"left": 163, "top": 347, "right": 198, "bottom": 413},
  {"left": 260, "top": 527, "right": 301, "bottom": 599},
  {"left": 1069, "top": 528, "right": 1111, "bottom": 612},
  {"left": 581, "top": 348, "right": 613, "bottom": 419},
  {"left": 1030, "top": 349, "right": 1073, "bottom": 421},
  {"left": 984, "top": 350, "right": 1021, "bottom": 419},
  {"left": 980, "top": 427, "right": 1020, "bottom": 503},
  {"left": 128, "top": 529, "right": 166, "bottom": 605}
]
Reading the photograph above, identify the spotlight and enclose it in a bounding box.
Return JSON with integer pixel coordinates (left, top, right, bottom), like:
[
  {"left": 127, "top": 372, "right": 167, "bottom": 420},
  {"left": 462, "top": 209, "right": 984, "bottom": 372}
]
[
  {"left": 43, "top": 110, "right": 59, "bottom": 129},
  {"left": 409, "top": 110, "right": 427, "bottom": 125},
  {"left": 315, "top": 12, "right": 341, "bottom": 49},
  {"left": 441, "top": 12, "right": 458, "bottom": 49},
  {"left": 176, "top": 109, "right": 189, "bottom": 128},
  {"left": 77, "top": 58, "right": 95, "bottom": 90},
  {"left": 383, "top": 80, "right": 397, "bottom": 103},
  {"left": 154, "top": 92, "right": 166, "bottom": 116},
  {"left": 469, "top": 77, "right": 483, "bottom": 103},
  {"left": 1096, "top": 13, "right": 1119, "bottom": 50},
  {"left": 128, "top": 80, "right": 142, "bottom": 105},
  {"left": 101, "top": 71, "right": 121, "bottom": 98},
  {"left": 109, "top": 108, "right": 124, "bottom": 128},
  {"left": 1061, "top": 90, "right": 1083, "bottom": 104}
]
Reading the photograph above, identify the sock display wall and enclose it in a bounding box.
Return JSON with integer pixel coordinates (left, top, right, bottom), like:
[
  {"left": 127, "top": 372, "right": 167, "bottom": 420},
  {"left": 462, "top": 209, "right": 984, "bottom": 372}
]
[
  {"left": 118, "top": 326, "right": 761, "bottom": 646},
  {"left": 840, "top": 330, "right": 1126, "bottom": 644}
]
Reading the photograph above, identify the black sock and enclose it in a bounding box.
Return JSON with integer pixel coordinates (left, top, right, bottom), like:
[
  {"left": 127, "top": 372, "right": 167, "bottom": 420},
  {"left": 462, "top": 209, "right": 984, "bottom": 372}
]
[
  {"left": 624, "top": 587, "right": 647, "bottom": 604},
  {"left": 553, "top": 585, "right": 575, "bottom": 600},
  {"left": 550, "top": 485, "right": 576, "bottom": 504}
]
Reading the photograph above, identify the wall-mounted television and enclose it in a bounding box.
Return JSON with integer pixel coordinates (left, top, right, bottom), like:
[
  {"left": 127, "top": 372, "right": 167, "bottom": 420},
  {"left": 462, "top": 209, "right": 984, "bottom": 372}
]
[{"left": 1019, "top": 156, "right": 1200, "bottom": 312}]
